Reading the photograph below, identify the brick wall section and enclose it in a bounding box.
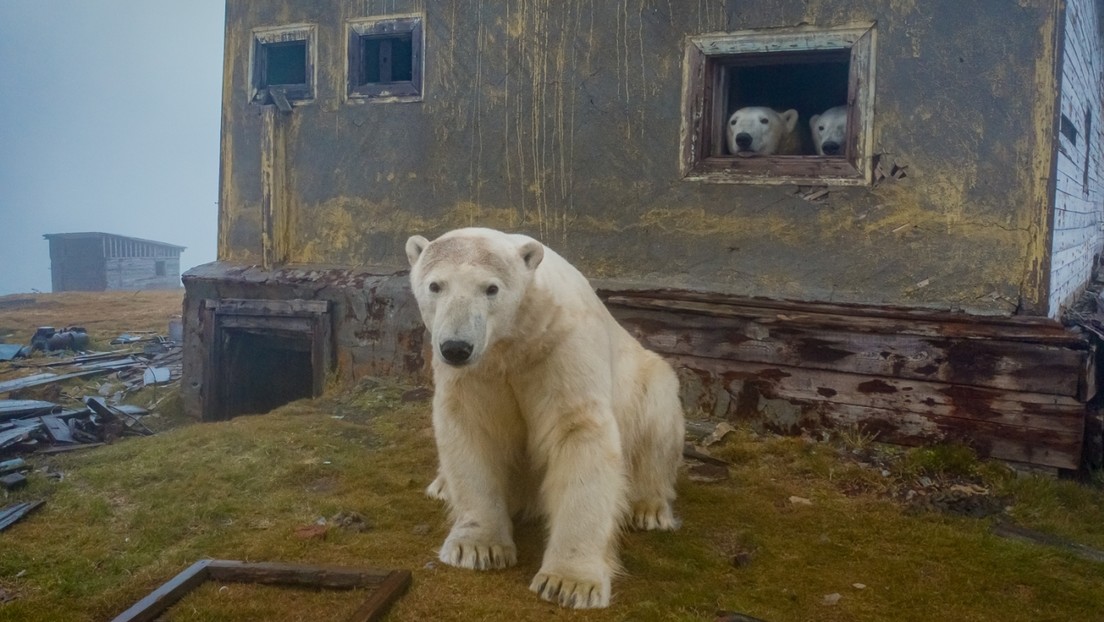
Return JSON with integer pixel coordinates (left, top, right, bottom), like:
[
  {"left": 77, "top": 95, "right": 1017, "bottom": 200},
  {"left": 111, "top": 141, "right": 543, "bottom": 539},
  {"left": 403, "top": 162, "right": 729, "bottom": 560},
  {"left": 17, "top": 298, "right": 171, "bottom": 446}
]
[{"left": 1050, "top": 0, "right": 1104, "bottom": 317}]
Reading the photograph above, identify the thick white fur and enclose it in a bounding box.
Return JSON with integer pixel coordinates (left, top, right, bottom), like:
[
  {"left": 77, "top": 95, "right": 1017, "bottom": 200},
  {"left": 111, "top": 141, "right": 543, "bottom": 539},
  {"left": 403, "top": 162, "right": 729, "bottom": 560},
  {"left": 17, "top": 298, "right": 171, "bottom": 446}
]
[
  {"left": 406, "top": 227, "right": 684, "bottom": 609},
  {"left": 810, "top": 105, "right": 848, "bottom": 156},
  {"left": 726, "top": 106, "right": 800, "bottom": 155}
]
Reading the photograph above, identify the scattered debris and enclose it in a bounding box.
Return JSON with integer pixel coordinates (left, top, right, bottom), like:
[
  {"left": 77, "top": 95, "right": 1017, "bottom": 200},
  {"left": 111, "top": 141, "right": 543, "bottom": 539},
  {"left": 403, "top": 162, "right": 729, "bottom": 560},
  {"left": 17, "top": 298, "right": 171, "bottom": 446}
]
[
  {"left": 1, "top": 472, "right": 28, "bottom": 490},
  {"left": 30, "top": 326, "right": 89, "bottom": 352},
  {"left": 687, "top": 463, "right": 730, "bottom": 483},
  {"left": 0, "top": 396, "right": 152, "bottom": 459},
  {"left": 853, "top": 583, "right": 867, "bottom": 589},
  {"left": 331, "top": 511, "right": 372, "bottom": 533},
  {"left": 0, "top": 500, "right": 44, "bottom": 532},
  {"left": 293, "top": 523, "right": 329, "bottom": 540},
  {"left": 703, "top": 422, "right": 737, "bottom": 447},
  {"left": 822, "top": 592, "right": 842, "bottom": 606},
  {"left": 411, "top": 523, "right": 431, "bottom": 535},
  {"left": 0, "top": 344, "right": 28, "bottom": 361},
  {"left": 788, "top": 496, "right": 814, "bottom": 506}
]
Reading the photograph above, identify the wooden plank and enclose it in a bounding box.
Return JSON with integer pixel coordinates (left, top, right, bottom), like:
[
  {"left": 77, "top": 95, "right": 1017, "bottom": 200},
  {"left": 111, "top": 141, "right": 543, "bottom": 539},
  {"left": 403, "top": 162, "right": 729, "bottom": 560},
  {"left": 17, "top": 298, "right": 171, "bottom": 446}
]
[
  {"left": 215, "top": 298, "right": 329, "bottom": 316},
  {"left": 110, "top": 559, "right": 213, "bottom": 622},
  {"left": 205, "top": 560, "right": 396, "bottom": 588},
  {"left": 348, "top": 570, "right": 412, "bottom": 622},
  {"left": 600, "top": 287, "right": 1073, "bottom": 335},
  {"left": 611, "top": 305, "right": 1085, "bottom": 397}
]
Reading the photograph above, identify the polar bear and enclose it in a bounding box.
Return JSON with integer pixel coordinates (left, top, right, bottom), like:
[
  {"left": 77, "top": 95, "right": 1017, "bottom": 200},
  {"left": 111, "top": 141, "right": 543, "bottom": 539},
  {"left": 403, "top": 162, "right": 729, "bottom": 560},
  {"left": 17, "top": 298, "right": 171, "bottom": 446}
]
[
  {"left": 406, "top": 227, "right": 684, "bottom": 609},
  {"left": 726, "top": 106, "right": 800, "bottom": 155},
  {"left": 810, "top": 105, "right": 848, "bottom": 156}
]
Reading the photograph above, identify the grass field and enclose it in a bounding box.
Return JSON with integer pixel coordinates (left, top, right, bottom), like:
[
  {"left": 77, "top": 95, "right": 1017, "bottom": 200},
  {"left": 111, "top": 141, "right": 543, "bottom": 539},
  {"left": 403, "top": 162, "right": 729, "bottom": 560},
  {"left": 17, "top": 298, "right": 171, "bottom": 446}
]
[{"left": 2, "top": 291, "right": 1104, "bottom": 621}]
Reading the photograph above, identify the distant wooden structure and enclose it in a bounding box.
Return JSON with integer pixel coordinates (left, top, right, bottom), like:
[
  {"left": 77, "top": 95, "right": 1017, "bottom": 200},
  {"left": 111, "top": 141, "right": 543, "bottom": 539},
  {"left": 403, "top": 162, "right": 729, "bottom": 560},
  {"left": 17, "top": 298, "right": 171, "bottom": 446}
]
[
  {"left": 183, "top": 0, "right": 1104, "bottom": 472},
  {"left": 44, "top": 232, "right": 184, "bottom": 292}
]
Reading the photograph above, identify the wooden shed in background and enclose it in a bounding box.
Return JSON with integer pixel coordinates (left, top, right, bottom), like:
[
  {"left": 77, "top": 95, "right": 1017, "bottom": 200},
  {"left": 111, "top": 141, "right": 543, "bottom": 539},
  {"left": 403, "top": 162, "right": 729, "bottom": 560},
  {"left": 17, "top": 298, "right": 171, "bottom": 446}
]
[
  {"left": 183, "top": 0, "right": 1104, "bottom": 473},
  {"left": 44, "top": 232, "right": 184, "bottom": 292}
]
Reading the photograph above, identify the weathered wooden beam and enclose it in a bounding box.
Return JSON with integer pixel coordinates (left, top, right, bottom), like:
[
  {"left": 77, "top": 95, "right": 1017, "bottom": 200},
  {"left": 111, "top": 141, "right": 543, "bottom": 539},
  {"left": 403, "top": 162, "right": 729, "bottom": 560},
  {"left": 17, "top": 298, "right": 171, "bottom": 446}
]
[
  {"left": 110, "top": 559, "right": 213, "bottom": 622},
  {"left": 613, "top": 305, "right": 1086, "bottom": 397}
]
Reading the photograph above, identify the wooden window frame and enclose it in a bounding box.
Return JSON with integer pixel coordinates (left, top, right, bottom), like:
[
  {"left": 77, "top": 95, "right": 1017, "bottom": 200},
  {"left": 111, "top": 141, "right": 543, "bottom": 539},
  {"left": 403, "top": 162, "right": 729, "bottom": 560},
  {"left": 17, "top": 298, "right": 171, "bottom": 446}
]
[
  {"left": 250, "top": 24, "right": 317, "bottom": 105},
  {"left": 346, "top": 15, "right": 424, "bottom": 103},
  {"left": 110, "top": 559, "right": 410, "bottom": 622},
  {"left": 680, "top": 24, "right": 877, "bottom": 186}
]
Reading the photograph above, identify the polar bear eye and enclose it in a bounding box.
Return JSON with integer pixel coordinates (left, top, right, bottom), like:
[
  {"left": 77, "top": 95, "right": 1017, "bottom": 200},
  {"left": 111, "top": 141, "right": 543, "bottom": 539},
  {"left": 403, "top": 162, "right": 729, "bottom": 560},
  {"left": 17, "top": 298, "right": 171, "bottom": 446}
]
[
  {"left": 729, "top": 119, "right": 738, "bottom": 126},
  {"left": 486, "top": 284, "right": 499, "bottom": 296},
  {"left": 818, "top": 125, "right": 825, "bottom": 131},
  {"left": 759, "top": 117, "right": 769, "bottom": 125},
  {"left": 429, "top": 282, "right": 441, "bottom": 293}
]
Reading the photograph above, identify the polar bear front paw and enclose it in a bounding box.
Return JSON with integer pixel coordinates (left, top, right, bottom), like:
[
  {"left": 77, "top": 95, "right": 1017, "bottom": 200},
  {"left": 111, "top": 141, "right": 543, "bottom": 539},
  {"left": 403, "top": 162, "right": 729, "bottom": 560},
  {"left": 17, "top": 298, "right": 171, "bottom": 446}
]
[
  {"left": 425, "top": 474, "right": 448, "bottom": 501},
  {"left": 630, "top": 500, "right": 679, "bottom": 531},
  {"left": 439, "top": 537, "right": 517, "bottom": 570},
  {"left": 529, "top": 571, "right": 611, "bottom": 609}
]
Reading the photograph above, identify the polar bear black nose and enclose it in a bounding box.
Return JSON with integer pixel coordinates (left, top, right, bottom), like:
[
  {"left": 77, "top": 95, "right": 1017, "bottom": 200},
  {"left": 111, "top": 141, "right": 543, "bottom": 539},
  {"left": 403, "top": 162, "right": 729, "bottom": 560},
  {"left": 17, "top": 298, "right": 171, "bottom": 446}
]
[
  {"left": 735, "top": 133, "right": 752, "bottom": 150},
  {"left": 822, "top": 141, "right": 841, "bottom": 155},
  {"left": 440, "top": 340, "right": 474, "bottom": 365}
]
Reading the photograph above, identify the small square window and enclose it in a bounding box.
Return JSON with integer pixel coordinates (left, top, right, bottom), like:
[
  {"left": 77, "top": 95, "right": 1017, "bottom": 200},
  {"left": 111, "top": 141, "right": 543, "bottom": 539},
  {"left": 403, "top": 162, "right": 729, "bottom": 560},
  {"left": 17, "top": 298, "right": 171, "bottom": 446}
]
[
  {"left": 680, "top": 24, "right": 876, "bottom": 185},
  {"left": 250, "top": 24, "right": 316, "bottom": 105},
  {"left": 347, "top": 15, "right": 424, "bottom": 102},
  {"left": 155, "top": 260, "right": 166, "bottom": 277}
]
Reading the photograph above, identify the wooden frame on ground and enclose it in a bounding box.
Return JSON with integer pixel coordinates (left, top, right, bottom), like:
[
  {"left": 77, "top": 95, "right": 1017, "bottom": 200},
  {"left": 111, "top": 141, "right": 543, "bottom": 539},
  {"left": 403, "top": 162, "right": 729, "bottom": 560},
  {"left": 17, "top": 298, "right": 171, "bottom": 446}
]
[{"left": 110, "top": 559, "right": 411, "bottom": 622}]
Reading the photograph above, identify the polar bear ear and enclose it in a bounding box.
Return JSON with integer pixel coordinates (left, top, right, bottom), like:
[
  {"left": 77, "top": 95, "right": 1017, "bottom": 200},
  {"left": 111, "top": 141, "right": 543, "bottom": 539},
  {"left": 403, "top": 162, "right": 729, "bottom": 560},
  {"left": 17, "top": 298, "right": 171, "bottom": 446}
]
[
  {"left": 781, "top": 109, "right": 799, "bottom": 133},
  {"left": 406, "top": 235, "right": 430, "bottom": 267},
  {"left": 519, "top": 240, "right": 544, "bottom": 271}
]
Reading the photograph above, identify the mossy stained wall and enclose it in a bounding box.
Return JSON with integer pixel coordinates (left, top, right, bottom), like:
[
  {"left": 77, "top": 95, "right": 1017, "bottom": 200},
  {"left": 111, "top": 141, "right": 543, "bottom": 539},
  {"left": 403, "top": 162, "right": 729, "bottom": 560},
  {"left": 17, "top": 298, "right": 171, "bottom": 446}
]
[{"left": 218, "top": 0, "right": 1060, "bottom": 315}]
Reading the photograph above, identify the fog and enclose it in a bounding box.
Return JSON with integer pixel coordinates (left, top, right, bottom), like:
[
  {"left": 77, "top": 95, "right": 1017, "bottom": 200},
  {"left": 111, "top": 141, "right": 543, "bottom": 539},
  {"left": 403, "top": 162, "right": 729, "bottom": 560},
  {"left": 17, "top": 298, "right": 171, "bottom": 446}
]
[{"left": 0, "top": 1, "right": 224, "bottom": 295}]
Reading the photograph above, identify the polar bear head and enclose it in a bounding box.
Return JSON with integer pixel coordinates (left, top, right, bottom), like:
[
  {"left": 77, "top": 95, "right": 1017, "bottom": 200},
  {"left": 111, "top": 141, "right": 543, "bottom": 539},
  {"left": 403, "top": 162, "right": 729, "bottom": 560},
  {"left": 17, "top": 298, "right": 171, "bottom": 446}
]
[
  {"left": 726, "top": 106, "right": 799, "bottom": 155},
  {"left": 406, "top": 228, "right": 544, "bottom": 367},
  {"left": 810, "top": 105, "right": 848, "bottom": 156}
]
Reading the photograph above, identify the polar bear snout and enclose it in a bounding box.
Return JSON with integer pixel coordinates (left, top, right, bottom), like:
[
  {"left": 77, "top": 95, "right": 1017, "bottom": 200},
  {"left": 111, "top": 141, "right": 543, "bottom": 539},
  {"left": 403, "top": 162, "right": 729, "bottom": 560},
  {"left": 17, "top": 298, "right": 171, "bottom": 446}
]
[
  {"left": 440, "top": 339, "right": 475, "bottom": 366},
  {"left": 821, "top": 141, "right": 841, "bottom": 155},
  {"left": 734, "top": 132, "right": 753, "bottom": 151}
]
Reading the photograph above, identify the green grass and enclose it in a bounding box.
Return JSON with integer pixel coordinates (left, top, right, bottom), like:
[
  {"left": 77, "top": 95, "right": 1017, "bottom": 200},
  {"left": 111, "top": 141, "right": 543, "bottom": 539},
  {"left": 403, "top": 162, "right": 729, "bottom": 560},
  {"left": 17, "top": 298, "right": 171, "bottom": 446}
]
[{"left": 2, "top": 380, "right": 1104, "bottom": 621}]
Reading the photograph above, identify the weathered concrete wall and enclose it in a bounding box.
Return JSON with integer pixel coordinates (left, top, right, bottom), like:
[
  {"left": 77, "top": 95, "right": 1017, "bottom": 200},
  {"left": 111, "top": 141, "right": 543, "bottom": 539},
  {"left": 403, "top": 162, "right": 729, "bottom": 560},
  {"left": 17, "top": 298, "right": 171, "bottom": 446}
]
[
  {"left": 219, "top": 0, "right": 1061, "bottom": 316},
  {"left": 1049, "top": 0, "right": 1104, "bottom": 317}
]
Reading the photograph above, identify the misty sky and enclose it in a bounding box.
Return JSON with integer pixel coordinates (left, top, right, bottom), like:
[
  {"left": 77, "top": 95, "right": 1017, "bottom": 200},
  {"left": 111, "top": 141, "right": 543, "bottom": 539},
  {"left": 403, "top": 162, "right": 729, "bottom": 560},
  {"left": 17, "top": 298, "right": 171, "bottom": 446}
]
[{"left": 0, "top": 1, "right": 224, "bottom": 295}]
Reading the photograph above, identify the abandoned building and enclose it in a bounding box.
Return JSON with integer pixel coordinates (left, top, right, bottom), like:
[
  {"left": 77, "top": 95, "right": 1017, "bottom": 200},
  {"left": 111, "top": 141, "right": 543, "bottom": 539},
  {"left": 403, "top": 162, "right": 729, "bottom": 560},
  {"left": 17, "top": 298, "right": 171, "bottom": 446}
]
[
  {"left": 182, "top": 0, "right": 1104, "bottom": 472},
  {"left": 43, "top": 232, "right": 184, "bottom": 292}
]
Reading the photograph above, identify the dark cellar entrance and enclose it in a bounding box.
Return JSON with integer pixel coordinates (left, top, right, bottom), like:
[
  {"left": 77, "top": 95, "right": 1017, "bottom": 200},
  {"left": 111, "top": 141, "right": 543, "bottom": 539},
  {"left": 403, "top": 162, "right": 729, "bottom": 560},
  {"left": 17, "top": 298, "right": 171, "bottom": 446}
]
[{"left": 201, "top": 299, "right": 331, "bottom": 421}]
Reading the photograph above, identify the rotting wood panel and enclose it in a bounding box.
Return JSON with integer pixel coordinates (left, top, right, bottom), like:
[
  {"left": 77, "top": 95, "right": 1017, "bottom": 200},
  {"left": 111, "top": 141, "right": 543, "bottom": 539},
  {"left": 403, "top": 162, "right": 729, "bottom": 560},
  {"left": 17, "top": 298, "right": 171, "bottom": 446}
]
[
  {"left": 670, "top": 354, "right": 1084, "bottom": 470},
  {"left": 602, "top": 290, "right": 1090, "bottom": 470}
]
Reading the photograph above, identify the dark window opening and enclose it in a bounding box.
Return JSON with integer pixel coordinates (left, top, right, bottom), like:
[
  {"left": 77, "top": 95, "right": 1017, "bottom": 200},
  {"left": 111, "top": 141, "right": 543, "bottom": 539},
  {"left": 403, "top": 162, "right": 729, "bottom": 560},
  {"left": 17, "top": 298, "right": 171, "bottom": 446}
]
[
  {"left": 361, "top": 34, "right": 414, "bottom": 84},
  {"left": 1061, "top": 113, "right": 1078, "bottom": 145},
  {"left": 251, "top": 26, "right": 315, "bottom": 104},
  {"left": 155, "top": 260, "right": 166, "bottom": 277},
  {"left": 722, "top": 51, "right": 851, "bottom": 156},
  {"left": 223, "top": 330, "right": 313, "bottom": 418},
  {"left": 264, "top": 41, "right": 307, "bottom": 86},
  {"left": 347, "top": 16, "right": 423, "bottom": 101}
]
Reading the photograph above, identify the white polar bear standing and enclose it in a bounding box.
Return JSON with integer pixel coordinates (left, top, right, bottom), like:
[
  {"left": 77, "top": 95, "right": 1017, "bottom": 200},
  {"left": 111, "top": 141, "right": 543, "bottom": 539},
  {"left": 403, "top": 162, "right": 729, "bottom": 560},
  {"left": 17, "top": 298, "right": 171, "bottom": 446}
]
[
  {"left": 810, "top": 105, "right": 848, "bottom": 156},
  {"left": 726, "top": 106, "right": 800, "bottom": 155},
  {"left": 405, "top": 227, "right": 684, "bottom": 609}
]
